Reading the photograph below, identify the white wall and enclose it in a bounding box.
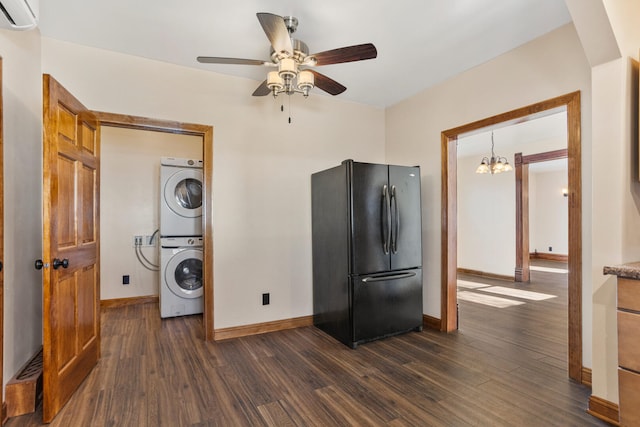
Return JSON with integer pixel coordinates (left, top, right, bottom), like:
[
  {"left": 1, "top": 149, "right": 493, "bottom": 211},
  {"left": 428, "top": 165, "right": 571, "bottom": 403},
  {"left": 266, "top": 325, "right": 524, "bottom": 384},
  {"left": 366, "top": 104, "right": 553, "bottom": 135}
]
[
  {"left": 41, "top": 38, "right": 386, "bottom": 329},
  {"left": 385, "top": 23, "right": 592, "bottom": 357},
  {"left": 455, "top": 112, "right": 569, "bottom": 277},
  {"left": 457, "top": 155, "right": 515, "bottom": 276},
  {"left": 0, "top": 29, "right": 43, "bottom": 387},
  {"left": 588, "top": 0, "right": 640, "bottom": 405},
  {"left": 100, "top": 127, "right": 202, "bottom": 301},
  {"left": 457, "top": 148, "right": 568, "bottom": 277},
  {"left": 529, "top": 170, "right": 569, "bottom": 255}
]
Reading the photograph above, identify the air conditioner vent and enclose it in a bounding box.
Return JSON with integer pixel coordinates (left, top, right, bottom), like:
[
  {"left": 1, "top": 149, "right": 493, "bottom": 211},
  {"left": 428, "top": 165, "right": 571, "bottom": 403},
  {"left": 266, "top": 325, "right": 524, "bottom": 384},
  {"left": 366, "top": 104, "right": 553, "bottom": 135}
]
[{"left": 0, "top": 0, "right": 38, "bottom": 31}]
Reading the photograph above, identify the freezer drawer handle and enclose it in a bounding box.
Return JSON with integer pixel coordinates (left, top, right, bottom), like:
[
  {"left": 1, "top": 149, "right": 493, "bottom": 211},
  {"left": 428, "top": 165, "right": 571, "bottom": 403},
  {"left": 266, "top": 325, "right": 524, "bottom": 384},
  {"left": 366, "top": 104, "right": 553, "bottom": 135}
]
[
  {"left": 382, "top": 185, "right": 391, "bottom": 254},
  {"left": 361, "top": 271, "right": 416, "bottom": 283},
  {"left": 391, "top": 185, "right": 399, "bottom": 253}
]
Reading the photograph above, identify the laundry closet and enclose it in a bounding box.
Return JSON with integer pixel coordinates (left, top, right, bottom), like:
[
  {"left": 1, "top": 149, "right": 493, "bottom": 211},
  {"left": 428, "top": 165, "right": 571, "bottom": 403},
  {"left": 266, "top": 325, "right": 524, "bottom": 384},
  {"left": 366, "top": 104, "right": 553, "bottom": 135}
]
[{"left": 99, "top": 126, "right": 203, "bottom": 307}]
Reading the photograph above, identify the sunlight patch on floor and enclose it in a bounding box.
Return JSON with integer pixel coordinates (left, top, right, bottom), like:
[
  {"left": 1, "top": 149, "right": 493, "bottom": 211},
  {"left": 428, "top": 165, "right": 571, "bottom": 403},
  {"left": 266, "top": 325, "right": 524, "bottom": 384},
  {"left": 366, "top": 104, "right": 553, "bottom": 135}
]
[
  {"left": 530, "top": 266, "right": 568, "bottom": 274},
  {"left": 457, "top": 280, "right": 491, "bottom": 289},
  {"left": 478, "top": 286, "right": 556, "bottom": 301},
  {"left": 457, "top": 291, "right": 525, "bottom": 308}
]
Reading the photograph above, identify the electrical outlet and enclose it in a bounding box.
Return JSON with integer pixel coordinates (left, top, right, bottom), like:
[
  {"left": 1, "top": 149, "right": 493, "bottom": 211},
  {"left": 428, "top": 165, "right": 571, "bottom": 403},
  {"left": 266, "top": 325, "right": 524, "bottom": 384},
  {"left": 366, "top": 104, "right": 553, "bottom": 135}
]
[
  {"left": 262, "top": 293, "right": 270, "bottom": 305},
  {"left": 548, "top": 246, "right": 553, "bottom": 252},
  {"left": 133, "top": 235, "right": 155, "bottom": 247},
  {"left": 122, "top": 275, "right": 130, "bottom": 285}
]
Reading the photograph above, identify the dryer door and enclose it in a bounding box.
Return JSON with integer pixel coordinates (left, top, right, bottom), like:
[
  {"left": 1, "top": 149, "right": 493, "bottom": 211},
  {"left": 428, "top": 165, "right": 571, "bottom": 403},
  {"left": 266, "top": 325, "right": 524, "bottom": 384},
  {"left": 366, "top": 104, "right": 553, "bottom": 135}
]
[
  {"left": 165, "top": 248, "right": 203, "bottom": 299},
  {"left": 164, "top": 168, "right": 203, "bottom": 218}
]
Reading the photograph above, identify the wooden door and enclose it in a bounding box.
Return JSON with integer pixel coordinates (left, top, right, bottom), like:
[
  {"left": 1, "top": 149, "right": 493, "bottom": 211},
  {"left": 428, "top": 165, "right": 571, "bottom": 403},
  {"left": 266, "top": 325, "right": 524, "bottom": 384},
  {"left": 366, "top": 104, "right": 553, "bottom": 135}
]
[{"left": 42, "top": 74, "right": 100, "bottom": 423}]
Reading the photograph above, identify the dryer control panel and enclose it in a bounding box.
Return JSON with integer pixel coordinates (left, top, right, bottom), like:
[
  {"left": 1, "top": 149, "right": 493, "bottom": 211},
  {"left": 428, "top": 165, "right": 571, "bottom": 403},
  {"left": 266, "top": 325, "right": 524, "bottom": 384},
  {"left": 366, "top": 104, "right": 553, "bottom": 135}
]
[{"left": 160, "top": 236, "right": 203, "bottom": 248}]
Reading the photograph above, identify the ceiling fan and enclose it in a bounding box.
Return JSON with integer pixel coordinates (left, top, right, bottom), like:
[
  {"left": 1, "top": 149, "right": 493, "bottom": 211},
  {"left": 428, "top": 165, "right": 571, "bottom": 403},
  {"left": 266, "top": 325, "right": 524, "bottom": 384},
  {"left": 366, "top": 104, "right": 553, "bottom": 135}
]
[{"left": 197, "top": 13, "right": 377, "bottom": 98}]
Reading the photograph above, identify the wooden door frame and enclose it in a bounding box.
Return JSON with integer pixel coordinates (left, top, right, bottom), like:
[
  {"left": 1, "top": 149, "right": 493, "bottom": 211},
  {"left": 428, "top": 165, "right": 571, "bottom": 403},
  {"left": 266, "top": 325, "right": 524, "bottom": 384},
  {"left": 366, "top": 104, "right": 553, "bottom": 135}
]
[
  {"left": 441, "top": 91, "right": 583, "bottom": 382},
  {"left": 91, "top": 112, "right": 215, "bottom": 341},
  {"left": 515, "top": 148, "right": 568, "bottom": 282},
  {"left": 0, "top": 57, "right": 4, "bottom": 421}
]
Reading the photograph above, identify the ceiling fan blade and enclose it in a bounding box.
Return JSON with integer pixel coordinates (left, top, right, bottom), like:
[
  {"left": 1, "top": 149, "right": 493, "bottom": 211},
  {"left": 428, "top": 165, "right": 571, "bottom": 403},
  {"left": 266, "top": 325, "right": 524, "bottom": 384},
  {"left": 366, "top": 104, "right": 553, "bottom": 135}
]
[
  {"left": 309, "top": 70, "right": 346, "bottom": 95},
  {"left": 197, "top": 56, "right": 270, "bottom": 66},
  {"left": 257, "top": 13, "right": 293, "bottom": 56},
  {"left": 252, "top": 80, "right": 271, "bottom": 96},
  {"left": 309, "top": 43, "right": 377, "bottom": 66}
]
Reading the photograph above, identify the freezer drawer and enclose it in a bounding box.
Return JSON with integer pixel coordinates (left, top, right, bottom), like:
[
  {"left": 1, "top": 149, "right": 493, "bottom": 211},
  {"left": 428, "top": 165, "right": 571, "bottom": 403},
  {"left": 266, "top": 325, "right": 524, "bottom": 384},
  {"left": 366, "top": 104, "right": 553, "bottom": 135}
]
[{"left": 351, "top": 268, "right": 423, "bottom": 346}]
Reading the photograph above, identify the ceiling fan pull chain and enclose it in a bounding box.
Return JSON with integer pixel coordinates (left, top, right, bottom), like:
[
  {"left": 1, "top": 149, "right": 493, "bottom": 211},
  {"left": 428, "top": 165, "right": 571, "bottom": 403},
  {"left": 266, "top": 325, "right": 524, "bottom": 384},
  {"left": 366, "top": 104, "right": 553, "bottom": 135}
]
[{"left": 288, "top": 94, "right": 292, "bottom": 124}]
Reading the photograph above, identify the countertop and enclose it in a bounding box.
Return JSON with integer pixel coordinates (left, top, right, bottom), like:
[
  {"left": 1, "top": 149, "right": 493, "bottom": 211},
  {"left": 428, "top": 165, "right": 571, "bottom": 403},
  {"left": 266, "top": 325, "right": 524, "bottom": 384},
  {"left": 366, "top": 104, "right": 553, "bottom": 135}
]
[{"left": 603, "top": 262, "right": 640, "bottom": 280}]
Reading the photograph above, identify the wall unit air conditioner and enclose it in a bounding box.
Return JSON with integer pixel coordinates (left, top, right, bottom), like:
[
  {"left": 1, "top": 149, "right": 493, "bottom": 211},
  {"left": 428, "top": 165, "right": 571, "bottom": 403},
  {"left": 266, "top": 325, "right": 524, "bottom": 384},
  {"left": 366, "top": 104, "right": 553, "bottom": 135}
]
[{"left": 0, "top": 0, "right": 37, "bottom": 31}]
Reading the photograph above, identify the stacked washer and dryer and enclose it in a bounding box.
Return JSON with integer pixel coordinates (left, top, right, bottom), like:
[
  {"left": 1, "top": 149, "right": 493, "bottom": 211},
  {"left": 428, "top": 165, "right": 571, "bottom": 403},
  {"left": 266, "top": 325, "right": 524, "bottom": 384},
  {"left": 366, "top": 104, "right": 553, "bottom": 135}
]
[{"left": 159, "top": 157, "right": 204, "bottom": 318}]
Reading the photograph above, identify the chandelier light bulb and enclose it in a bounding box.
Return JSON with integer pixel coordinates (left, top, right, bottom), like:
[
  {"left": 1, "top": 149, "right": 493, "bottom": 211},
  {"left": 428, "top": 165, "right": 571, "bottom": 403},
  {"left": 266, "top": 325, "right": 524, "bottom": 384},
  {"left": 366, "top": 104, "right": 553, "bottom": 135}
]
[{"left": 476, "top": 159, "right": 490, "bottom": 174}]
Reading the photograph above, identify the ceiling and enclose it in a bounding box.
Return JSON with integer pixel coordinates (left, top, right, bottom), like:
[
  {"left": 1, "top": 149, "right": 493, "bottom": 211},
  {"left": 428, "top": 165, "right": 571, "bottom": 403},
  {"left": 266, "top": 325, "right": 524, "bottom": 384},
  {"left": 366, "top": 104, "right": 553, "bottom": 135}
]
[
  {"left": 37, "top": 0, "right": 572, "bottom": 108},
  {"left": 457, "top": 112, "right": 568, "bottom": 173}
]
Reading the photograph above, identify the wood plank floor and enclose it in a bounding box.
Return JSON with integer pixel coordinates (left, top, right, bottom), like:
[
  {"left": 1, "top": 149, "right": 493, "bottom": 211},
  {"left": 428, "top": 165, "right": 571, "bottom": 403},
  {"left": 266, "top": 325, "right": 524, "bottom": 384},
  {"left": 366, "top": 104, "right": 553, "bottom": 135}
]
[{"left": 8, "top": 261, "right": 607, "bottom": 426}]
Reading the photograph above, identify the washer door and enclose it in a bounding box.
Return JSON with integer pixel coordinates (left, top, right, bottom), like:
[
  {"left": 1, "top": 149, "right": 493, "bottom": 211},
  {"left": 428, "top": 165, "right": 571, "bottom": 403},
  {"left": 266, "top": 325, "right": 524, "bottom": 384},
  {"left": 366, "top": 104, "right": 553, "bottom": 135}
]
[
  {"left": 164, "top": 168, "right": 203, "bottom": 218},
  {"left": 165, "top": 248, "right": 203, "bottom": 299}
]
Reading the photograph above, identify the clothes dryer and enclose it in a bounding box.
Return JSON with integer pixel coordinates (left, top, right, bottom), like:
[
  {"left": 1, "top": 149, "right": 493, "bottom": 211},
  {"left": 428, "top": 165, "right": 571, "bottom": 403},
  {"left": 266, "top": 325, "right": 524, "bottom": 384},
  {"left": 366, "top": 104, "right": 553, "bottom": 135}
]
[
  {"left": 160, "top": 236, "right": 203, "bottom": 318},
  {"left": 160, "top": 157, "right": 203, "bottom": 237}
]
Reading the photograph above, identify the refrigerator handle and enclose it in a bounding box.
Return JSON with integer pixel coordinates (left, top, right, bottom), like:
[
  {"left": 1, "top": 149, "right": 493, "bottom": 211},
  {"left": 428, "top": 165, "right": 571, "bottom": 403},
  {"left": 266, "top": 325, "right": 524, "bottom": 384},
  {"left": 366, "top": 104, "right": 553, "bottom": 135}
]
[
  {"left": 391, "top": 185, "right": 399, "bottom": 253},
  {"left": 382, "top": 185, "right": 391, "bottom": 254},
  {"left": 361, "top": 271, "right": 416, "bottom": 283}
]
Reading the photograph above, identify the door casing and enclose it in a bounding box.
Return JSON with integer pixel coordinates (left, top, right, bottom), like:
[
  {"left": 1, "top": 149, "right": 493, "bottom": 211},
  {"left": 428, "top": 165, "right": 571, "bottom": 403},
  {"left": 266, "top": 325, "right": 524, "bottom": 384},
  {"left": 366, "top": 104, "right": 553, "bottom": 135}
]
[
  {"left": 92, "top": 112, "right": 214, "bottom": 340},
  {"left": 440, "top": 91, "right": 583, "bottom": 382},
  {"left": 0, "top": 57, "right": 4, "bottom": 420},
  {"left": 515, "top": 149, "right": 568, "bottom": 282}
]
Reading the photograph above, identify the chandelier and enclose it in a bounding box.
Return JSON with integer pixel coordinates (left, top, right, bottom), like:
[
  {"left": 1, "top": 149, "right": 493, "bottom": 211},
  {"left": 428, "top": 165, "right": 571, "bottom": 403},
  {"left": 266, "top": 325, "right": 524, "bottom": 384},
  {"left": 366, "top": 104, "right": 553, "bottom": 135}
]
[{"left": 475, "top": 132, "right": 513, "bottom": 174}]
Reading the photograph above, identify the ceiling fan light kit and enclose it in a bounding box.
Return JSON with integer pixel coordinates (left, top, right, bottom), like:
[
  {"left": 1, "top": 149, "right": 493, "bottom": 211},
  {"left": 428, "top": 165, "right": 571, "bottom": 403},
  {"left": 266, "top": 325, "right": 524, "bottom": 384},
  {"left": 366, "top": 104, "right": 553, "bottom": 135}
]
[
  {"left": 197, "top": 12, "right": 377, "bottom": 101},
  {"left": 267, "top": 71, "right": 283, "bottom": 91},
  {"left": 296, "top": 70, "right": 315, "bottom": 95}
]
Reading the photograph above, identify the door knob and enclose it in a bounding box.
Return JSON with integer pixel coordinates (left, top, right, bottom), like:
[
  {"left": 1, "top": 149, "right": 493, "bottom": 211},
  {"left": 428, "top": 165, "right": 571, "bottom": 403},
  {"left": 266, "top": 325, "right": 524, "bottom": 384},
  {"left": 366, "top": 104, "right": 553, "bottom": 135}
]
[
  {"left": 52, "top": 258, "right": 69, "bottom": 270},
  {"left": 35, "top": 259, "right": 44, "bottom": 270}
]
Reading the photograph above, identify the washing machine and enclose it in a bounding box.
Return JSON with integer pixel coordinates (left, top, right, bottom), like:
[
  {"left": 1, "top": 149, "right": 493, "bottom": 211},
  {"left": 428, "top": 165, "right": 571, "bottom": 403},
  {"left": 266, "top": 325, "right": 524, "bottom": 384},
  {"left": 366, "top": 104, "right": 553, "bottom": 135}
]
[
  {"left": 160, "top": 157, "right": 203, "bottom": 237},
  {"left": 160, "top": 236, "right": 203, "bottom": 318}
]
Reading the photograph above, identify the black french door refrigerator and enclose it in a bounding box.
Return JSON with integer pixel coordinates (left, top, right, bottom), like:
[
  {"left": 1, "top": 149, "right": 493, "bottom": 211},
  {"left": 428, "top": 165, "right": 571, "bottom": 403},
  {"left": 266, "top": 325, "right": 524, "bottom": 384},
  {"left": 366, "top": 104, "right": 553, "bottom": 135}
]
[{"left": 312, "top": 160, "right": 423, "bottom": 348}]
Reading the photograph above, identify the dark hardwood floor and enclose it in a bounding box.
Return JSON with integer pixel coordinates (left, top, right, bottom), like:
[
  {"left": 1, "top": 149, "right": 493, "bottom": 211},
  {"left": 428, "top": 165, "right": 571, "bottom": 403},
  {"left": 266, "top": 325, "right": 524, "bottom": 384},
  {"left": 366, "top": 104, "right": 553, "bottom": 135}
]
[{"left": 8, "top": 261, "right": 606, "bottom": 426}]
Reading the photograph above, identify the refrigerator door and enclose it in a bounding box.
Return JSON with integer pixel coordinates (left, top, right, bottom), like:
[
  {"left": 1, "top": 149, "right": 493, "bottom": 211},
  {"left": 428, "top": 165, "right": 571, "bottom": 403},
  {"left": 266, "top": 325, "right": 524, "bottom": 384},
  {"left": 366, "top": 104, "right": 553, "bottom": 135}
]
[
  {"left": 350, "top": 162, "right": 392, "bottom": 275},
  {"left": 352, "top": 268, "right": 423, "bottom": 346},
  {"left": 389, "top": 165, "right": 422, "bottom": 270}
]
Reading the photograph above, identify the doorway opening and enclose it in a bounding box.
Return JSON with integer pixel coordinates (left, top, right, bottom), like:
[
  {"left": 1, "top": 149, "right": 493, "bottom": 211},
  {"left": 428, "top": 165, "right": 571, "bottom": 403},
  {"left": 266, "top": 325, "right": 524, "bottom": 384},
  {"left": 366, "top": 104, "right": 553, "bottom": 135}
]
[
  {"left": 93, "top": 112, "right": 214, "bottom": 341},
  {"left": 516, "top": 149, "right": 568, "bottom": 282},
  {"left": 440, "top": 91, "right": 583, "bottom": 382}
]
